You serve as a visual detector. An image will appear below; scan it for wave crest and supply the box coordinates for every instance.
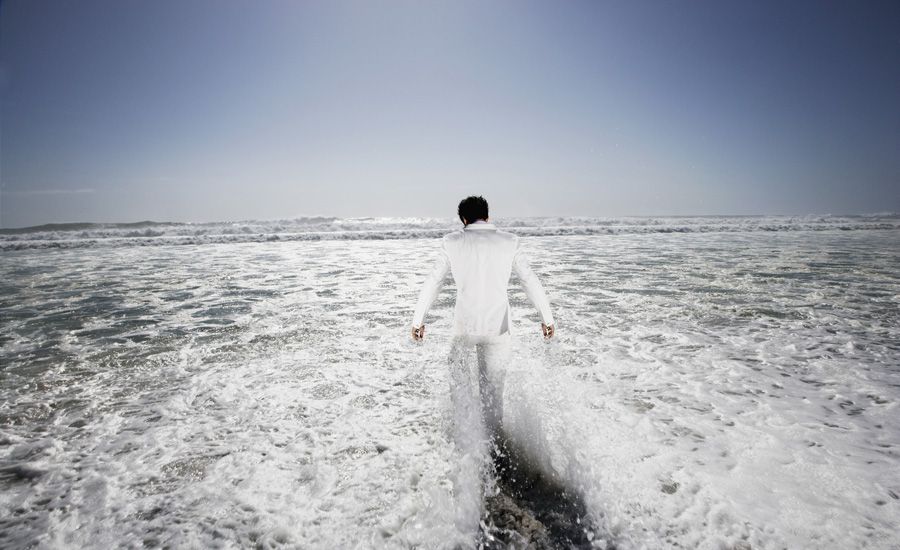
[2,215,898,251]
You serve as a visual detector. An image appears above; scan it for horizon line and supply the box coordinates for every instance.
[2,211,898,232]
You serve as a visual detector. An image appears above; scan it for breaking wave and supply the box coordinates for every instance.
[1,214,898,251]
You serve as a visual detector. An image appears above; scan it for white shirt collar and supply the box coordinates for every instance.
[465,220,495,230]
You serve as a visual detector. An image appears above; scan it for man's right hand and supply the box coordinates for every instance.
[412,325,425,341]
[541,323,555,339]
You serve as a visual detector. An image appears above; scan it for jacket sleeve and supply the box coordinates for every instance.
[512,239,555,326]
[411,240,451,328]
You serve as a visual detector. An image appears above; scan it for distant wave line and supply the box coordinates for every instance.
[2,218,899,251]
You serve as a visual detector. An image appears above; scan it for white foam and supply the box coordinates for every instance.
[0,229,898,548]
[2,214,898,250]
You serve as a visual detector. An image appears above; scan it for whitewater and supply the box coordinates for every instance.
[1,215,898,549]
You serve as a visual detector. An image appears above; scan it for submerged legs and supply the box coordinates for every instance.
[447,333,512,461]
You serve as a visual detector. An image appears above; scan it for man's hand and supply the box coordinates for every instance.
[541,323,555,339]
[412,325,425,341]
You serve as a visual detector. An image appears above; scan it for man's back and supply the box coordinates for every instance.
[411,220,554,338]
[444,221,519,335]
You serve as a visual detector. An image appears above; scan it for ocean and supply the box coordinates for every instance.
[1,215,898,549]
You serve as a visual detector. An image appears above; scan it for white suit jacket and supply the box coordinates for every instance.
[411,221,555,336]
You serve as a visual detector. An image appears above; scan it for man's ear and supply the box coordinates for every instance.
[461,217,468,226]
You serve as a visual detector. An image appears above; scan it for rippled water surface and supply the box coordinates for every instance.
[1,224,899,549]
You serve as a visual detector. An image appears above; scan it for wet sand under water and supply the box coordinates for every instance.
[481,434,600,549]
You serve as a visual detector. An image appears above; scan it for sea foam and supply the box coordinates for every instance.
[1,214,898,251]
[1,224,898,548]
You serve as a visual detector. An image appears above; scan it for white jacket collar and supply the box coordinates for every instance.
[464,220,495,230]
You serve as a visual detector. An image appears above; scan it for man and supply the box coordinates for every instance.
[410,195,555,441]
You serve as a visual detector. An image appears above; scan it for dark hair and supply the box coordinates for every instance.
[457,196,489,225]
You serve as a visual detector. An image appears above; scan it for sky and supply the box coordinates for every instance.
[1,0,898,227]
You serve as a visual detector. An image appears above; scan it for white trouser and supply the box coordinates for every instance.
[447,333,512,446]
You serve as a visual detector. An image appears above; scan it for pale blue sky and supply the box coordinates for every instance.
[1,0,898,227]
